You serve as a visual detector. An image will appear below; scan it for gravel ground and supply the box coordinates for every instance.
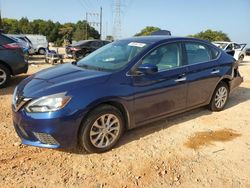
[0,56,250,188]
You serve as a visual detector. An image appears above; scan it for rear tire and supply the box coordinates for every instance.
[38,48,46,55]
[0,64,11,88]
[239,55,244,62]
[79,105,125,153]
[208,82,229,112]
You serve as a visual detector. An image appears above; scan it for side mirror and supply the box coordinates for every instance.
[137,63,158,75]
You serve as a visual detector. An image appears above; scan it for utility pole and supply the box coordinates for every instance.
[0,10,2,30]
[113,0,122,40]
[85,10,101,40]
[0,0,3,30]
[100,7,102,40]
[85,13,88,40]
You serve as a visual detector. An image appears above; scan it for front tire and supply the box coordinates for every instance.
[38,48,46,55]
[0,64,11,88]
[79,105,125,153]
[209,82,229,111]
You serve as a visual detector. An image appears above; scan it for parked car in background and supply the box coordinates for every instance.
[25,34,48,55]
[65,39,110,60]
[0,33,28,88]
[12,36,243,153]
[213,41,246,61]
[245,48,250,56]
[7,36,30,61]
[7,34,35,54]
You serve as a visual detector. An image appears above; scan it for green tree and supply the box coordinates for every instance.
[72,21,87,41]
[1,17,100,46]
[134,26,161,36]
[18,17,32,33]
[189,29,231,42]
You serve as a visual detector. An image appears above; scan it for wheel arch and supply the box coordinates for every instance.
[207,76,231,104]
[77,99,130,142]
[0,60,13,75]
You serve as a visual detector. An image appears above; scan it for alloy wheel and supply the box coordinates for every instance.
[0,68,7,85]
[215,86,228,109]
[90,114,120,148]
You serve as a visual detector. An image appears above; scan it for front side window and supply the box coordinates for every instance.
[185,43,212,65]
[77,40,149,71]
[141,43,181,71]
[226,44,233,50]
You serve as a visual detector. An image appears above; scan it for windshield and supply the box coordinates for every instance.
[77,40,149,71]
[214,42,228,49]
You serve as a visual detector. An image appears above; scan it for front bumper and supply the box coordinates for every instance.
[12,107,81,149]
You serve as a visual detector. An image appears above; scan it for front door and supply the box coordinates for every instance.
[132,42,188,125]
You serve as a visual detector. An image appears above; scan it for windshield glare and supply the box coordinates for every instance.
[77,40,149,71]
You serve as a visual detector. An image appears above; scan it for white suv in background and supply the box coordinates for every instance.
[25,34,48,55]
[213,41,246,61]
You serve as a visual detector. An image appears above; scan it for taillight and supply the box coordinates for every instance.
[70,47,80,51]
[3,43,21,49]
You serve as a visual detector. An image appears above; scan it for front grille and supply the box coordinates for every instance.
[33,132,59,145]
[15,95,25,108]
[14,94,31,112]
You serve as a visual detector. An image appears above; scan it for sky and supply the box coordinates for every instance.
[1,0,250,46]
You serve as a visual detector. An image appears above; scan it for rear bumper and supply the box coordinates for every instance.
[13,61,28,75]
[229,71,243,92]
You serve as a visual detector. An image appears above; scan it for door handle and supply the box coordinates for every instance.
[211,69,220,74]
[175,77,187,82]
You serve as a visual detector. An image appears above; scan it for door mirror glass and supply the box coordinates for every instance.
[137,63,158,74]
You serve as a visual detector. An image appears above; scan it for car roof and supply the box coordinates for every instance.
[119,36,210,44]
[72,39,107,46]
[213,41,231,44]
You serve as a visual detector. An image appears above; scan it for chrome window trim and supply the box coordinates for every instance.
[126,39,222,77]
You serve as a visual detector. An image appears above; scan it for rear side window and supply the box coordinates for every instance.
[185,42,213,65]
[0,34,15,45]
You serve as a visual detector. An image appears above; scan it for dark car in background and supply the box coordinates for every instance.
[12,36,242,153]
[245,48,250,56]
[0,33,28,88]
[66,39,110,60]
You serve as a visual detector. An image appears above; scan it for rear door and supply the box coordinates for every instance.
[184,42,221,107]
[132,42,188,124]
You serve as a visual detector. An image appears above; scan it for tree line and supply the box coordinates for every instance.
[135,26,231,42]
[1,17,232,46]
[1,17,100,46]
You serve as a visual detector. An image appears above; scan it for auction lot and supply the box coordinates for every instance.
[0,56,250,187]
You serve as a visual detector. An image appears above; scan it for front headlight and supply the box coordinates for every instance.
[25,92,71,113]
[12,86,18,105]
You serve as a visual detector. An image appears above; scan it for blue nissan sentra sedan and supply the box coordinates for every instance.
[12,36,243,153]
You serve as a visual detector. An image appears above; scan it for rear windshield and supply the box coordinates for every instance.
[0,34,15,45]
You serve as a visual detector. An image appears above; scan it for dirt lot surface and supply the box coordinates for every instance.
[0,55,250,188]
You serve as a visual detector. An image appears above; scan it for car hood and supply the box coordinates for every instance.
[17,63,111,98]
